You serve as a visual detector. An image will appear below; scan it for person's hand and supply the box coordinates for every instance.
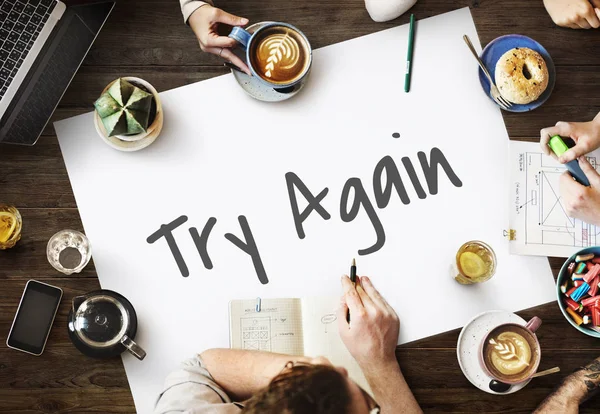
[188,5,251,75]
[540,114,600,163]
[337,275,399,371]
[543,0,600,29]
[560,156,600,225]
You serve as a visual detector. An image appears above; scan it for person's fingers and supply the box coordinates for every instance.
[596,8,600,21]
[585,9,600,28]
[341,275,364,311]
[541,128,557,157]
[356,282,376,311]
[361,276,398,317]
[580,1,600,28]
[205,34,238,49]
[560,140,592,164]
[559,171,578,202]
[337,297,349,331]
[360,276,386,309]
[592,0,600,9]
[217,48,252,75]
[540,122,573,157]
[560,170,575,188]
[341,274,358,294]
[578,156,600,186]
[213,8,249,27]
[577,17,592,29]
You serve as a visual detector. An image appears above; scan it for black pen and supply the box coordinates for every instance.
[347,258,356,322]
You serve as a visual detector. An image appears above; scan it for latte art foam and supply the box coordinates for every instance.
[487,332,532,376]
[250,27,309,85]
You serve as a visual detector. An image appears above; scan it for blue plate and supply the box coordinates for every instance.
[478,34,556,112]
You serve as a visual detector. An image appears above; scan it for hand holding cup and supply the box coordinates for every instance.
[188,5,252,75]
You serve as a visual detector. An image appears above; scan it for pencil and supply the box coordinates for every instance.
[404,13,415,93]
[347,258,356,323]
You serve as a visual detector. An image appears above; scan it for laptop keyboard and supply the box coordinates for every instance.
[0,0,57,100]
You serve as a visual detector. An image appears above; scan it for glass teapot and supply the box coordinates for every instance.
[68,290,146,360]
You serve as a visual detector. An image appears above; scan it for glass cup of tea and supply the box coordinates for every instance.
[453,240,497,284]
[47,229,92,275]
[0,204,22,250]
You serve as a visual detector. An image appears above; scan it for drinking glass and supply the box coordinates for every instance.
[453,240,497,284]
[47,230,92,275]
[0,204,22,250]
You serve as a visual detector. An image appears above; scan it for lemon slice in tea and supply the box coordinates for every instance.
[459,251,486,278]
[0,211,17,243]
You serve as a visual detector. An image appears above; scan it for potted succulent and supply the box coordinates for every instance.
[93,77,163,151]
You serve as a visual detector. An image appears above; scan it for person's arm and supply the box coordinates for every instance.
[199,349,311,401]
[337,275,422,414]
[179,0,212,24]
[534,357,600,413]
[543,0,600,29]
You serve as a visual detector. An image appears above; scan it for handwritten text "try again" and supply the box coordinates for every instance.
[147,147,462,284]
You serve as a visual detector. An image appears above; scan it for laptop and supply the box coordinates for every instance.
[0,0,115,146]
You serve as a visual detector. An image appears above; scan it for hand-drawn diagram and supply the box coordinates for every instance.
[241,317,271,351]
[321,314,337,334]
[520,152,598,248]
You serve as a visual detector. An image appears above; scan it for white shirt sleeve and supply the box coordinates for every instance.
[179,0,214,23]
[154,355,244,413]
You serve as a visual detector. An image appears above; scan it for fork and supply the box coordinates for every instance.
[463,35,513,110]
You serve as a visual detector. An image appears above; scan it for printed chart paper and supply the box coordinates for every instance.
[509,140,600,257]
[54,8,556,412]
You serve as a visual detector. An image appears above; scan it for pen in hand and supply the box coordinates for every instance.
[347,258,356,323]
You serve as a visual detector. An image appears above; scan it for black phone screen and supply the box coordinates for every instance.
[7,281,62,355]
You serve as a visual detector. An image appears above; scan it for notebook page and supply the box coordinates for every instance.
[508,140,600,257]
[229,298,304,356]
[300,296,372,395]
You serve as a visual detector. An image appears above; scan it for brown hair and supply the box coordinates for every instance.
[241,364,352,414]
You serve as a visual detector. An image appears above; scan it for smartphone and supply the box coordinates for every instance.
[7,280,63,356]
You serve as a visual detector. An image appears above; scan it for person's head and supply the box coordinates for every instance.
[241,357,379,414]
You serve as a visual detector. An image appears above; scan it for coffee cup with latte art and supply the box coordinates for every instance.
[229,22,312,90]
[480,317,542,384]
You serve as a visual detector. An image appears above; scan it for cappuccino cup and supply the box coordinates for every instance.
[480,317,542,384]
[229,22,312,89]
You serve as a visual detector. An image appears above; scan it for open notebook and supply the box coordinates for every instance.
[229,297,372,395]
[508,141,600,257]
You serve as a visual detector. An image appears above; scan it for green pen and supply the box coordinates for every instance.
[404,14,415,93]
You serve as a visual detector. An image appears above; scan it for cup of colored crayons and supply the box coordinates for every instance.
[557,247,600,338]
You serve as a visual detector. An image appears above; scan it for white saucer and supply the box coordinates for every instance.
[457,310,531,395]
[230,22,304,103]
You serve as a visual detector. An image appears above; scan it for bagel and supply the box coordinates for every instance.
[494,48,548,104]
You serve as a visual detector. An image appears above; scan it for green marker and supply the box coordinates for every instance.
[404,14,415,93]
[548,135,590,187]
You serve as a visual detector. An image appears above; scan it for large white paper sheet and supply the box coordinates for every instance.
[509,140,600,257]
[55,8,556,413]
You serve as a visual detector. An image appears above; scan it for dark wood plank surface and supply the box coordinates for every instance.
[1,0,599,412]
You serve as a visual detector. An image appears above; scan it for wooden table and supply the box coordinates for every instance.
[1,0,599,412]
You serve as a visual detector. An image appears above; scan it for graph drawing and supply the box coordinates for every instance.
[522,152,598,248]
[241,316,271,351]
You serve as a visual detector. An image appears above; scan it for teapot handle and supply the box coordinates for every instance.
[121,335,146,360]
[71,295,86,314]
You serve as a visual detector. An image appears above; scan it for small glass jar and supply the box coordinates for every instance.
[0,204,22,250]
[453,240,497,284]
[47,229,92,275]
